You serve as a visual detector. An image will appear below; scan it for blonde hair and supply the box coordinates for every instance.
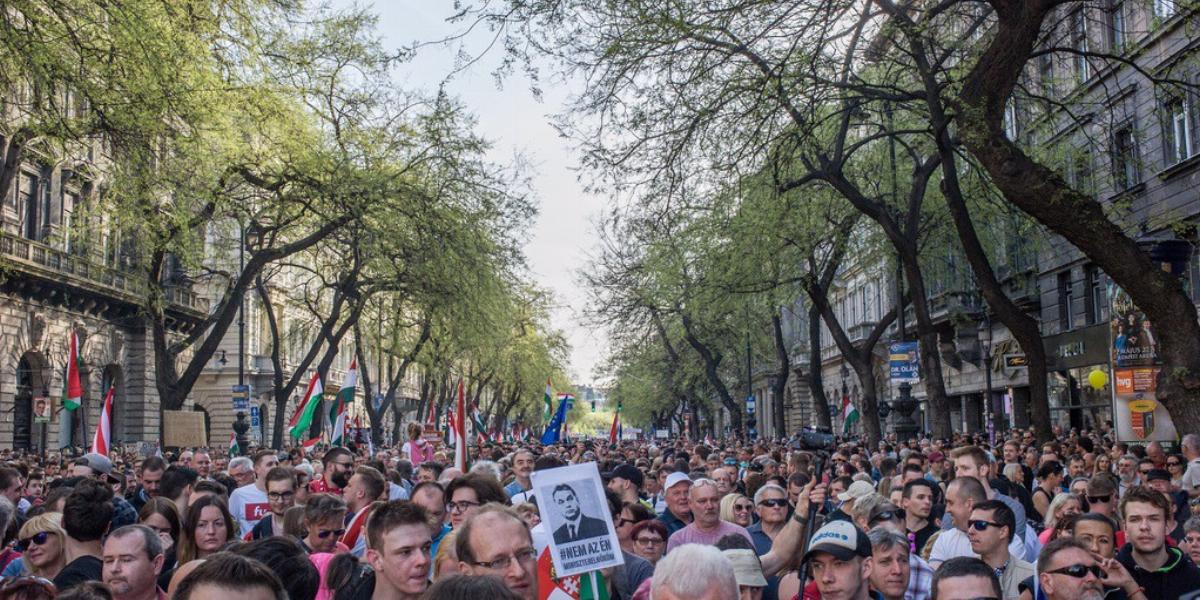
[433,529,459,579]
[719,493,750,523]
[19,512,66,577]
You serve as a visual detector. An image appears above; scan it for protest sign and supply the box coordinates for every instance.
[531,462,624,578]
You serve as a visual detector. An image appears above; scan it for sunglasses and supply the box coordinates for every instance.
[317,528,347,539]
[1048,564,1104,579]
[18,532,51,549]
[1169,462,1182,467]
[969,520,1004,532]
[759,498,789,508]
[1087,495,1111,503]
[871,510,903,524]
[733,503,754,512]
[616,518,636,527]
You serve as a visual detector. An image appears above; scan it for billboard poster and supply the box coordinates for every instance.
[1108,283,1176,441]
[889,342,920,383]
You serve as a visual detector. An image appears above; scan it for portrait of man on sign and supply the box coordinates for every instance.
[551,483,609,544]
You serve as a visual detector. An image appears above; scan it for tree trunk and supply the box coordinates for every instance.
[808,304,832,430]
[680,312,743,432]
[771,313,790,437]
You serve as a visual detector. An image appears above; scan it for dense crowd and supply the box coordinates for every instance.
[0,423,1196,600]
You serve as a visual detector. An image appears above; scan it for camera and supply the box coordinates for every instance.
[791,427,836,452]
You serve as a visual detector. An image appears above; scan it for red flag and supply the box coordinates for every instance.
[451,380,468,472]
[91,385,113,455]
[608,411,620,444]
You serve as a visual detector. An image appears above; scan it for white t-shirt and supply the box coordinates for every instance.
[1181,458,1200,492]
[229,483,270,537]
[928,527,1024,567]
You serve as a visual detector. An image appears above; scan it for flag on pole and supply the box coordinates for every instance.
[841,394,860,435]
[228,432,239,456]
[449,380,469,472]
[543,379,554,422]
[540,395,571,445]
[331,358,357,447]
[91,385,113,455]
[289,373,323,439]
[608,402,621,444]
[536,546,610,600]
[64,332,83,411]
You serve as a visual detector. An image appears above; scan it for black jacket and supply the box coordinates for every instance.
[553,514,609,544]
[1115,543,1200,600]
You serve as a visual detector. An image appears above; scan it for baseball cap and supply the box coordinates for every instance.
[603,464,644,488]
[664,472,692,490]
[803,520,872,562]
[723,549,768,588]
[1145,468,1171,482]
[928,451,945,463]
[837,480,875,502]
[81,452,113,476]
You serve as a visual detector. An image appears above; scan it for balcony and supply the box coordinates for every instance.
[0,230,208,328]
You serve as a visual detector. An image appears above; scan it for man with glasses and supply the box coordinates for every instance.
[302,493,348,554]
[249,467,296,540]
[456,505,538,600]
[1117,455,1140,496]
[1035,537,1115,600]
[965,500,1033,599]
[748,483,790,600]
[228,457,255,489]
[229,450,279,537]
[1115,486,1200,598]
[312,447,355,495]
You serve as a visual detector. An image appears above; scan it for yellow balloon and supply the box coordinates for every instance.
[1088,369,1109,390]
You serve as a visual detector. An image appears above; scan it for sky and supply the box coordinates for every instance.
[361,2,608,384]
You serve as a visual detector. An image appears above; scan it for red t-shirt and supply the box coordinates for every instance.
[308,478,342,495]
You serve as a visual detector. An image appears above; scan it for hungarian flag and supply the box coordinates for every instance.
[64,331,83,411]
[841,394,860,435]
[301,436,321,454]
[331,359,356,447]
[449,380,469,472]
[91,385,113,455]
[228,432,239,456]
[536,546,609,600]
[289,372,323,439]
[543,379,554,423]
[608,403,621,444]
[470,402,489,446]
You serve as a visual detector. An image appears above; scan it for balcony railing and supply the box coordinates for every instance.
[0,230,208,316]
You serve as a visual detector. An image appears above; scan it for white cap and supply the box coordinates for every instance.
[665,472,692,490]
[837,480,876,502]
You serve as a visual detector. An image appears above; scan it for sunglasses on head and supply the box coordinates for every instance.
[1048,564,1104,579]
[1087,494,1111,503]
[759,498,789,508]
[871,510,903,524]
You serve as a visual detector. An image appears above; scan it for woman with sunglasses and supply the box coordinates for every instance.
[615,502,653,553]
[13,514,66,580]
[720,493,755,528]
[302,493,349,554]
[1167,453,1187,489]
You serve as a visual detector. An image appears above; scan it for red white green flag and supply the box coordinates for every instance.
[91,385,113,455]
[289,372,323,439]
[64,332,83,411]
[331,358,356,447]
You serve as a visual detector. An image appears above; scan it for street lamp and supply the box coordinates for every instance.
[238,220,262,388]
[978,316,994,446]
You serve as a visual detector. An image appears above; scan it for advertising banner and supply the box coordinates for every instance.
[888,342,920,383]
[1108,283,1176,441]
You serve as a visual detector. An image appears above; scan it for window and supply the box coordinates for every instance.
[1004,99,1020,140]
[1084,265,1104,324]
[1106,0,1127,51]
[1154,0,1176,19]
[1058,270,1075,331]
[1071,11,1090,83]
[1069,146,1094,193]
[1162,93,1195,165]
[17,172,42,241]
[1111,124,1140,190]
[1039,54,1056,97]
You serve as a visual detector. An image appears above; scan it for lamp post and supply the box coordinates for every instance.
[978,316,994,446]
[839,363,849,431]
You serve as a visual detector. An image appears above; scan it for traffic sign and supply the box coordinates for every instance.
[232,385,250,410]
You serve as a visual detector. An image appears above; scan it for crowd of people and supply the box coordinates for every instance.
[0,424,1196,600]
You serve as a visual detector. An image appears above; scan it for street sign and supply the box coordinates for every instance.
[250,406,260,427]
[232,385,250,410]
[888,342,920,383]
[745,394,756,413]
[1003,353,1029,369]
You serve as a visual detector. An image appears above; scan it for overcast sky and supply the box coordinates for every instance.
[362,2,608,384]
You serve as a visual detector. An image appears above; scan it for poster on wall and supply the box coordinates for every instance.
[1108,283,1177,442]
